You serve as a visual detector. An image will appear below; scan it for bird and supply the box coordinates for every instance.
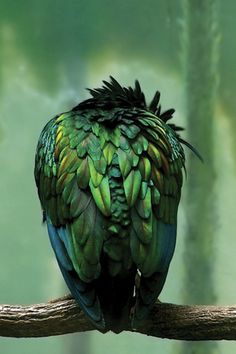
[34,77,199,333]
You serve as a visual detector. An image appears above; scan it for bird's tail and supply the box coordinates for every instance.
[132,270,168,329]
[96,271,136,333]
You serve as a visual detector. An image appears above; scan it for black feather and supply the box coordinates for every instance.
[149,90,160,113]
[72,76,202,160]
[160,108,175,122]
[178,137,204,162]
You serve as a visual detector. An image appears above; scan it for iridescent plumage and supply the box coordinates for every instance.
[34,77,187,332]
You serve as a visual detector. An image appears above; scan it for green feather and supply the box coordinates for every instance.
[148,143,162,167]
[55,113,67,124]
[151,166,164,192]
[107,260,122,277]
[141,234,157,276]
[75,119,85,129]
[119,135,130,150]
[82,123,92,132]
[108,127,121,147]
[138,117,157,127]
[135,187,151,219]
[158,196,166,219]
[47,197,58,225]
[76,136,90,157]
[139,181,148,199]
[164,196,170,223]
[151,187,161,205]
[58,146,69,162]
[138,157,151,181]
[69,135,82,149]
[77,157,90,189]
[147,128,159,141]
[130,150,139,167]
[56,172,74,194]
[58,150,80,176]
[121,124,140,139]
[103,143,116,165]
[92,156,107,175]
[56,196,64,222]
[87,134,102,160]
[124,169,142,207]
[58,136,70,153]
[70,189,91,218]
[132,140,143,155]
[88,157,103,187]
[83,236,101,264]
[103,238,123,261]
[118,148,132,178]
[130,228,147,266]
[89,176,111,216]
[91,122,100,136]
[44,164,51,178]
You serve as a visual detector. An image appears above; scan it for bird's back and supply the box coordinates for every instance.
[34,78,185,331]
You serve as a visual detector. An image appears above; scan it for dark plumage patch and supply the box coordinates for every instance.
[72,76,202,161]
[73,76,175,121]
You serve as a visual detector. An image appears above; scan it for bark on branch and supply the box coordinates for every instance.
[0,297,236,340]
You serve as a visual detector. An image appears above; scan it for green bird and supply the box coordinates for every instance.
[34,77,198,332]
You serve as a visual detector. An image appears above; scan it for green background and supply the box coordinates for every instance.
[0,1,235,353]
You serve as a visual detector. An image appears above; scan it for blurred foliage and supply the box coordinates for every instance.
[0,1,236,354]
[0,0,182,93]
[181,1,219,354]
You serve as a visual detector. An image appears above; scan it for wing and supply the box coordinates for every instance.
[115,111,184,323]
[35,112,112,330]
[35,108,184,329]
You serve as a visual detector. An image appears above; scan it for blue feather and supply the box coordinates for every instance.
[47,221,73,271]
[154,221,177,272]
[46,218,105,329]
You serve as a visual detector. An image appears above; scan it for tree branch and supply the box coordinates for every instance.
[0,297,236,340]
